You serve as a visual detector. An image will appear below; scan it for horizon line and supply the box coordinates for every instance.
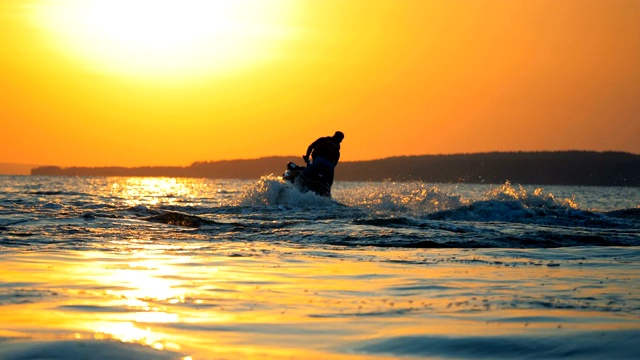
[2,149,637,175]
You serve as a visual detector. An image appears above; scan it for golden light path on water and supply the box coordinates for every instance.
[109,177,214,207]
[2,244,639,359]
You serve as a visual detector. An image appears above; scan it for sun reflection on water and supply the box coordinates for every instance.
[107,177,220,207]
[103,260,183,301]
[2,242,638,359]
[93,321,164,347]
[73,251,195,353]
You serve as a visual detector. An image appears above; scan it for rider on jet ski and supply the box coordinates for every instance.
[297,131,344,197]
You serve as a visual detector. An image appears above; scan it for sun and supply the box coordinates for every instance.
[32,0,298,80]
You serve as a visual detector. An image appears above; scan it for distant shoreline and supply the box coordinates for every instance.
[26,151,640,187]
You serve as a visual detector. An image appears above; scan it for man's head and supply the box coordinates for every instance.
[333,131,344,143]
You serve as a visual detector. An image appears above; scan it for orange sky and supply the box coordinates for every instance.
[1,0,639,169]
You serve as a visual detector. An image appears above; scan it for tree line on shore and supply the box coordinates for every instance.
[31,151,640,186]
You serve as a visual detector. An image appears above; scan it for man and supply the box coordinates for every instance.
[303,131,344,167]
[297,131,344,197]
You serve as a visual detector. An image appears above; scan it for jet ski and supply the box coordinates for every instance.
[282,157,332,198]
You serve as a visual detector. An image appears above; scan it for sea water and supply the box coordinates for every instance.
[0,175,639,359]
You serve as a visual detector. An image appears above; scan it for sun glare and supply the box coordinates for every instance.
[32,0,298,79]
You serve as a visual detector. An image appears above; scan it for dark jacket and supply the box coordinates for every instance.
[306,136,341,166]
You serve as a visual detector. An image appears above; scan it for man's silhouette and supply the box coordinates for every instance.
[297,131,344,197]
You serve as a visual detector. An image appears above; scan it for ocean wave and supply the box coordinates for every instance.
[145,211,219,228]
[605,208,640,220]
[349,330,640,359]
[28,190,91,197]
[427,199,605,226]
[0,339,184,360]
[1,178,638,250]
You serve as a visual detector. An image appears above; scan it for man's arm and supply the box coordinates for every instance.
[305,143,314,158]
[303,139,318,164]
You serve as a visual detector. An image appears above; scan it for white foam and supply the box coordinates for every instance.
[484,182,578,209]
[236,175,335,208]
[334,181,466,214]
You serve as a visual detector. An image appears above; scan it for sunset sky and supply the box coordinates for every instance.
[2,0,639,170]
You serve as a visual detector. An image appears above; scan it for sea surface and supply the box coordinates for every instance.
[0,175,639,359]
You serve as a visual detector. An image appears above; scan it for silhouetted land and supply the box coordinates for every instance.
[31,151,640,186]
